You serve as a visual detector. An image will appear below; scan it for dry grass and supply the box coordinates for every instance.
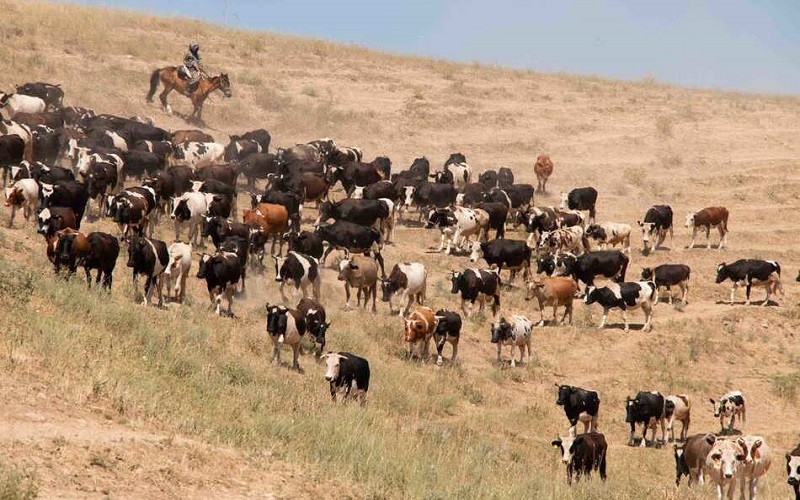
[0,1,799,498]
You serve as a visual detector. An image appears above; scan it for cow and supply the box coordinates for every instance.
[477,170,497,189]
[223,137,261,163]
[404,306,437,360]
[3,178,38,227]
[236,128,271,152]
[15,82,64,110]
[685,206,729,249]
[56,230,119,289]
[168,141,224,169]
[170,191,212,244]
[0,93,46,118]
[561,187,598,223]
[273,252,321,302]
[13,111,63,130]
[237,152,279,189]
[518,206,583,244]
[534,154,553,193]
[252,189,301,231]
[30,124,60,164]
[37,206,77,239]
[424,206,489,254]
[380,262,427,316]
[490,315,533,367]
[0,120,33,164]
[337,254,379,312]
[674,433,716,487]
[316,198,391,235]
[109,186,158,239]
[710,391,746,434]
[706,439,743,500]
[296,297,329,356]
[196,251,241,316]
[584,281,657,331]
[715,259,782,306]
[638,205,673,254]
[121,150,165,181]
[665,394,691,442]
[469,239,531,285]
[40,180,89,228]
[202,216,250,251]
[432,309,460,366]
[473,201,507,239]
[322,352,370,404]
[736,435,771,500]
[164,242,192,303]
[555,385,600,436]
[126,235,169,307]
[265,304,306,370]
[0,135,26,187]
[539,226,586,256]
[538,250,629,291]
[243,203,290,256]
[458,182,488,207]
[625,391,666,447]
[450,268,501,318]
[641,264,691,305]
[350,180,396,202]
[284,230,324,260]
[585,222,631,254]
[327,158,386,194]
[787,443,800,500]
[403,182,457,213]
[51,228,89,276]
[551,433,607,485]
[315,220,384,277]
[524,275,578,326]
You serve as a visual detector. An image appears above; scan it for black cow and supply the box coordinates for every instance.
[296,297,330,356]
[638,205,673,254]
[315,220,385,277]
[317,199,389,227]
[132,139,173,157]
[563,187,598,222]
[0,135,25,186]
[72,231,119,289]
[323,352,370,403]
[551,433,608,484]
[625,391,666,447]
[122,150,163,180]
[474,201,507,239]
[641,264,691,305]
[16,82,64,110]
[433,309,461,366]
[503,184,535,209]
[197,251,242,316]
[556,385,601,435]
[219,236,249,292]
[40,180,89,229]
[445,153,466,166]
[31,125,60,165]
[460,182,487,206]
[450,268,501,317]
[237,153,279,188]
[224,137,261,162]
[109,186,158,238]
[405,181,457,210]
[284,230,324,260]
[715,259,782,305]
[497,167,514,189]
[408,157,430,179]
[126,235,168,307]
[351,180,396,201]
[468,239,530,285]
[538,250,629,288]
[431,169,454,185]
[478,170,498,189]
[237,129,271,152]
[202,216,250,250]
[12,161,73,185]
[37,207,77,239]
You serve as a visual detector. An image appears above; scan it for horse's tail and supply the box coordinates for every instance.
[146,69,160,103]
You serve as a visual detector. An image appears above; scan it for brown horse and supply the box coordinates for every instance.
[146,67,232,122]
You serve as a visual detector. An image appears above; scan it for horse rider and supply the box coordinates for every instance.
[182,42,203,95]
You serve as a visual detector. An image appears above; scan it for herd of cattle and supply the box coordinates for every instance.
[1,81,799,498]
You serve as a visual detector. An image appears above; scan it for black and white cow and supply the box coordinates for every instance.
[126,235,169,307]
[296,297,330,357]
[786,443,800,499]
[450,268,501,317]
[171,191,211,244]
[40,180,89,229]
[490,315,533,367]
[583,281,657,331]
[709,390,746,434]
[196,251,242,316]
[556,385,601,436]
[323,351,370,404]
[625,391,666,447]
[432,309,461,366]
[538,250,629,289]
[424,206,489,254]
[315,220,385,277]
[641,264,691,305]
[638,205,673,254]
[715,259,782,306]
[468,239,531,285]
[561,187,598,223]
[551,433,607,485]
[169,141,224,169]
[265,304,306,370]
[584,222,631,254]
[380,262,427,316]
[273,251,321,302]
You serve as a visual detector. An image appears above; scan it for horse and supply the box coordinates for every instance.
[146,67,232,123]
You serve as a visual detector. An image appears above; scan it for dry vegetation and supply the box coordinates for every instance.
[0,0,800,498]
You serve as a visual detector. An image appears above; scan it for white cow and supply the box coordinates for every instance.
[170,191,211,244]
[0,93,45,118]
[706,439,743,500]
[169,141,224,169]
[736,435,771,500]
[164,242,192,304]
[446,162,472,191]
[490,315,533,367]
[424,206,489,254]
[585,222,632,254]
[4,178,39,228]
[381,262,427,317]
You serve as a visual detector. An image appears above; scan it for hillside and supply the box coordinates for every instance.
[1,1,800,498]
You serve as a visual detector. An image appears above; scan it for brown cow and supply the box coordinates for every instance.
[404,306,437,360]
[243,203,289,256]
[171,129,214,144]
[534,154,554,193]
[52,228,89,275]
[524,275,578,326]
[12,111,64,129]
[685,206,729,249]
[337,254,379,312]
[37,206,77,239]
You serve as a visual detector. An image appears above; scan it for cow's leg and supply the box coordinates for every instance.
[730,283,738,305]
[402,291,412,317]
[745,282,752,306]
[7,205,16,228]
[509,342,516,368]
[226,285,234,316]
[496,342,502,364]
[628,423,635,446]
[279,281,288,302]
[598,308,609,329]
[143,275,153,306]
[705,226,712,249]
[291,343,300,370]
[640,423,648,448]
[718,226,726,250]
[450,338,458,364]
[688,227,697,249]
[660,416,666,444]
[273,341,282,365]
[179,273,187,303]
[642,304,652,332]
[621,309,630,332]
[460,298,470,317]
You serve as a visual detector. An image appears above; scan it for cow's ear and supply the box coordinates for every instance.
[636,220,642,226]
[709,398,715,405]
[705,434,716,445]
[551,439,561,448]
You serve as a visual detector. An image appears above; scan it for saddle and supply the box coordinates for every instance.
[178,66,191,81]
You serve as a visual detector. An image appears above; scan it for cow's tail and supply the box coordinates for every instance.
[146,69,160,103]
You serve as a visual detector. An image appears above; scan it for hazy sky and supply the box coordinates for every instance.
[68,0,800,94]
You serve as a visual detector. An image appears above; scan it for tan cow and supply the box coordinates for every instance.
[337,254,379,312]
[243,203,289,256]
[665,394,691,442]
[404,306,437,360]
[534,154,554,193]
[706,439,743,500]
[685,206,729,249]
[736,435,771,500]
[674,433,716,486]
[524,275,578,326]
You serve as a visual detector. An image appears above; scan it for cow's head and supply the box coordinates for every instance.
[714,263,729,284]
[323,352,345,382]
[787,453,800,486]
[736,437,764,466]
[380,277,397,302]
[468,241,485,263]
[4,187,23,207]
[624,397,640,423]
[684,213,695,228]
[424,207,451,229]
[449,271,463,294]
[490,318,510,344]
[708,440,744,480]
[36,207,54,235]
[55,230,77,264]
[583,286,599,305]
[402,186,415,207]
[271,254,286,282]
[404,312,432,343]
[195,252,211,279]
[537,256,555,275]
[585,224,605,241]
[673,443,689,482]
[641,267,654,281]
[337,258,358,282]
[551,436,577,464]
[171,198,190,221]
[40,182,54,203]
[555,385,573,406]
[638,221,657,253]
[524,275,545,301]
[126,236,146,268]
[710,395,737,418]
[265,303,288,337]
